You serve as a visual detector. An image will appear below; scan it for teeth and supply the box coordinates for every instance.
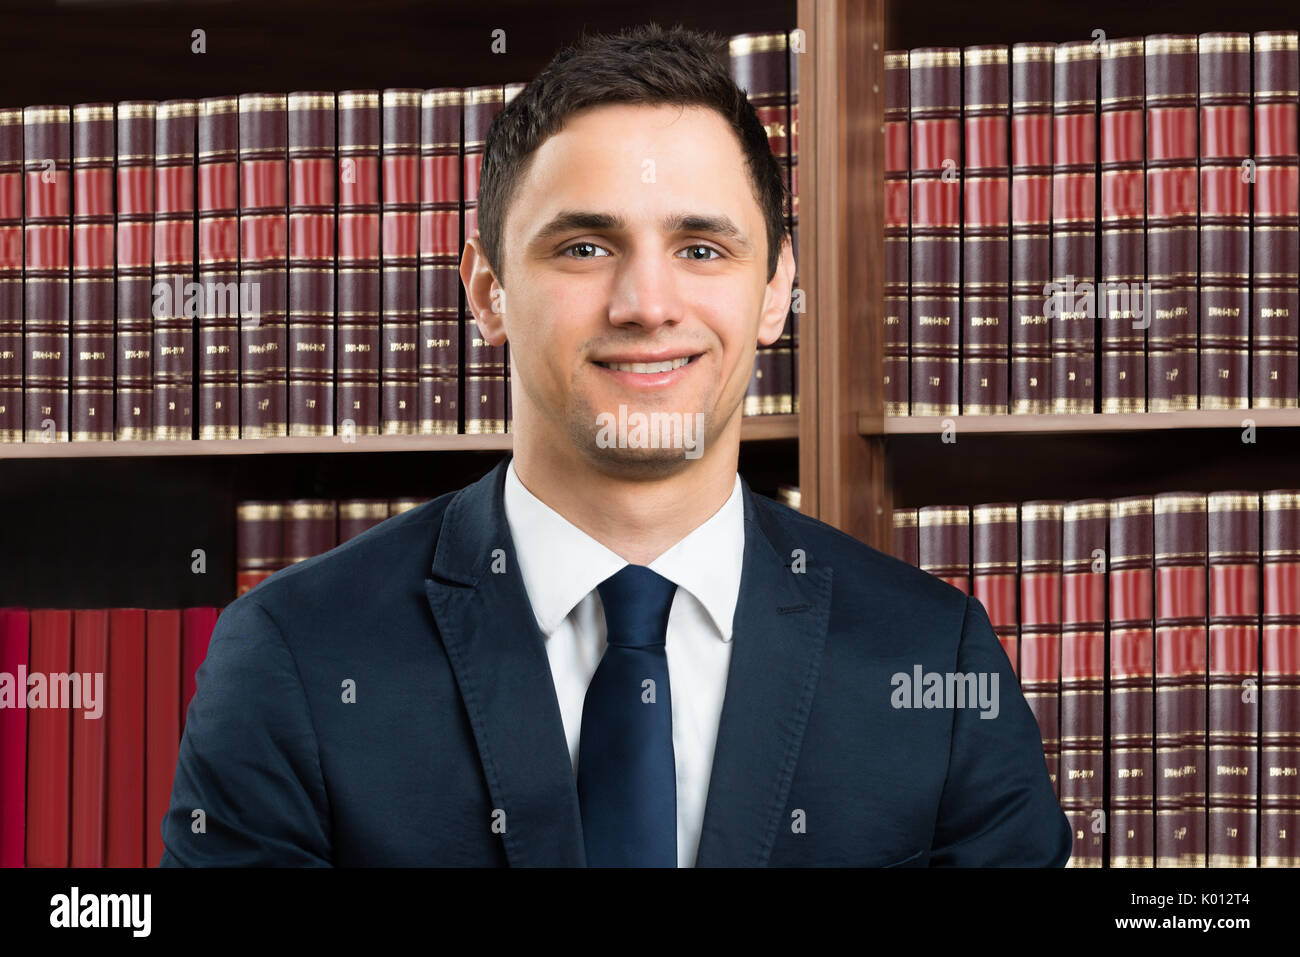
[601,356,692,373]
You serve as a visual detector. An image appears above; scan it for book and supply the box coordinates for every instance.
[0,607,29,867]
[382,89,422,434]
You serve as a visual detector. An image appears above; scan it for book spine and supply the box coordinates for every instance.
[24,105,71,442]
[287,91,336,437]
[236,499,284,594]
[181,606,219,717]
[918,504,969,593]
[962,45,1010,414]
[1010,44,1055,413]
[419,88,462,434]
[197,96,240,439]
[787,32,801,417]
[0,110,19,442]
[114,102,154,440]
[972,502,1019,670]
[1061,499,1108,866]
[1100,38,1148,412]
[338,498,390,542]
[337,91,381,436]
[381,89,421,434]
[145,608,180,868]
[884,51,910,415]
[105,607,145,867]
[892,506,919,565]
[238,93,288,438]
[1207,490,1260,866]
[0,608,29,866]
[1109,494,1155,866]
[1252,32,1299,408]
[26,608,72,866]
[1261,489,1300,866]
[153,100,197,440]
[1145,35,1200,411]
[909,48,962,416]
[463,85,506,433]
[1051,41,1098,413]
[388,497,429,516]
[70,608,108,866]
[285,498,337,563]
[70,103,115,441]
[1154,490,1207,866]
[1020,500,1063,797]
[501,82,527,431]
[1198,34,1252,410]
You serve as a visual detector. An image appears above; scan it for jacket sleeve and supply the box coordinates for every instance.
[928,594,1073,866]
[159,596,333,866]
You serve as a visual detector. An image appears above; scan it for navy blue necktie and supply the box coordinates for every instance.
[577,564,679,867]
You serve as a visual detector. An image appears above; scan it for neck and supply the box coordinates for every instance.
[511,399,742,566]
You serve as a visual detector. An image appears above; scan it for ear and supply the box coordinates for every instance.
[460,235,508,346]
[757,232,795,347]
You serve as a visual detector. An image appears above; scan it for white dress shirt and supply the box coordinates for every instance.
[502,458,744,867]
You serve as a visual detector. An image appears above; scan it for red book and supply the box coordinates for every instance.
[197,95,240,439]
[70,103,115,441]
[972,503,1018,671]
[1197,34,1251,409]
[884,50,910,415]
[236,499,285,594]
[1020,501,1063,797]
[105,608,146,868]
[337,91,381,437]
[892,507,918,566]
[1206,491,1259,866]
[115,101,156,440]
[786,30,801,417]
[182,607,219,718]
[918,504,969,593]
[1108,494,1156,867]
[418,88,463,434]
[1060,499,1107,867]
[23,105,71,442]
[0,608,29,866]
[152,100,197,440]
[0,108,19,443]
[1252,32,1299,408]
[382,89,422,434]
[1261,490,1300,867]
[145,608,181,867]
[26,608,72,866]
[338,499,390,543]
[285,499,337,564]
[70,608,108,866]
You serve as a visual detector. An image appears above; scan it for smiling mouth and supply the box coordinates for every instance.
[592,354,701,374]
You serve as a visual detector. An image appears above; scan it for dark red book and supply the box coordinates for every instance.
[285,499,337,564]
[1154,491,1207,867]
[23,105,71,442]
[972,503,1018,670]
[153,100,197,440]
[70,608,107,866]
[182,607,219,718]
[1108,495,1156,867]
[115,101,155,440]
[1020,501,1063,797]
[786,29,800,417]
[418,88,463,435]
[1145,36,1200,411]
[388,497,429,517]
[70,103,115,441]
[918,504,969,593]
[962,46,1010,414]
[337,91,381,437]
[1261,489,1300,867]
[884,51,910,415]
[236,499,284,595]
[145,608,181,868]
[892,506,918,566]
[1198,34,1251,409]
[0,109,19,443]
[1060,499,1107,867]
[26,608,72,867]
[197,95,240,439]
[238,93,289,438]
[287,92,336,437]
[382,89,422,434]
[1099,38,1147,413]
[105,608,146,868]
[1206,491,1259,866]
[0,608,29,867]
[1010,44,1054,413]
[1252,33,1299,408]
[339,499,390,542]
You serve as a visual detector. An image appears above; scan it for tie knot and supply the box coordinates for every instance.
[596,564,678,648]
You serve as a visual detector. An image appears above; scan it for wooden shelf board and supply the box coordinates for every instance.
[861,409,1300,436]
[0,415,798,459]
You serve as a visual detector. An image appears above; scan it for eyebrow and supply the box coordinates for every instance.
[527,210,755,255]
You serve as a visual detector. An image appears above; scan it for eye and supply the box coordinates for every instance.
[561,241,610,259]
[679,244,721,261]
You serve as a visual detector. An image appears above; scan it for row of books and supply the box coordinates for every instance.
[885,31,1300,416]
[0,606,218,867]
[893,490,1300,867]
[0,29,802,444]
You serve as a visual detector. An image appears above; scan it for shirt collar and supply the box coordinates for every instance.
[502,458,744,642]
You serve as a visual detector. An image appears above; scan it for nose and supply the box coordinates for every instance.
[605,242,685,332]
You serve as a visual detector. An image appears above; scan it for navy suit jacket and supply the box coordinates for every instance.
[161,455,1072,866]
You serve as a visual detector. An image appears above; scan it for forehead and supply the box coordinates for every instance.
[505,102,759,235]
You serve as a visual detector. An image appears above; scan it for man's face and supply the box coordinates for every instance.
[469,102,792,477]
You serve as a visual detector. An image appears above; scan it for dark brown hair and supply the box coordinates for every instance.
[477,22,789,285]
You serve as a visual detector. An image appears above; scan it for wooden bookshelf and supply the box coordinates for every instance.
[863,409,1300,435]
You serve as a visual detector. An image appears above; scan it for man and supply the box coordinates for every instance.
[162,23,1071,867]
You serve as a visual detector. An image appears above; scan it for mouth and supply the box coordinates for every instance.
[591,352,703,388]
[592,354,700,374]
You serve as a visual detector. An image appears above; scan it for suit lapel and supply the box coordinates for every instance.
[693,481,834,866]
[424,456,586,866]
